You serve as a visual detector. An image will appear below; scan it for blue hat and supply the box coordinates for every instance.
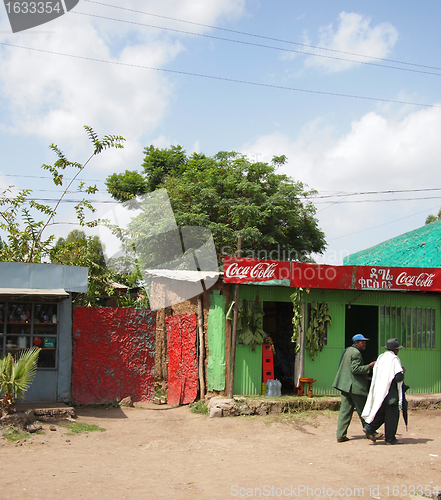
[352,334,369,342]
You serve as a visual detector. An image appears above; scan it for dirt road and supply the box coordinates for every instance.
[1,404,440,500]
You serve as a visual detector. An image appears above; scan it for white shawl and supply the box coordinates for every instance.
[362,350,403,424]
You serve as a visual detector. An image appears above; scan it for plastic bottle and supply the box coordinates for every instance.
[18,331,27,349]
[274,379,282,397]
[265,380,274,397]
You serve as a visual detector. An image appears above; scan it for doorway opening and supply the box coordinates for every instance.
[345,304,379,364]
[263,301,295,395]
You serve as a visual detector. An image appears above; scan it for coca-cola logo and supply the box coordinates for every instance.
[225,262,278,280]
[396,272,435,288]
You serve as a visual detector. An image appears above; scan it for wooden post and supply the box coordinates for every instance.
[225,285,232,396]
[227,235,241,399]
[294,303,306,391]
[197,294,205,399]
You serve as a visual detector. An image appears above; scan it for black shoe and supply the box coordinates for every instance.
[337,436,350,442]
[363,428,376,443]
[385,439,401,445]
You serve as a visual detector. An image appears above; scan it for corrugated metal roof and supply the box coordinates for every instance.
[0,288,68,296]
[145,269,219,282]
[0,262,88,293]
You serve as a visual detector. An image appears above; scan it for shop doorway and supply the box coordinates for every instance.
[263,301,295,394]
[345,304,379,364]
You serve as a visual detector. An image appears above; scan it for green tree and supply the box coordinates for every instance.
[50,230,111,305]
[0,347,41,415]
[105,147,326,263]
[425,209,441,225]
[0,126,125,263]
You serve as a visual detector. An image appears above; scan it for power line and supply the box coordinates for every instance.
[1,42,439,109]
[13,192,441,205]
[0,172,104,182]
[313,187,441,199]
[4,173,441,198]
[328,205,440,241]
[83,0,441,74]
[314,196,441,204]
[73,10,441,78]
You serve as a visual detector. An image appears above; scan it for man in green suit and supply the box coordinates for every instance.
[333,334,376,442]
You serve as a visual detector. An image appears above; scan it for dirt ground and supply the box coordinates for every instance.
[1,402,440,500]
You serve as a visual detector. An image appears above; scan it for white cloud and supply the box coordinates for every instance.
[0,0,247,153]
[242,105,441,262]
[304,12,398,73]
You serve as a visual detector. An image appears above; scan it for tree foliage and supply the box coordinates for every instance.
[425,208,441,225]
[105,146,326,263]
[50,230,110,305]
[0,126,125,263]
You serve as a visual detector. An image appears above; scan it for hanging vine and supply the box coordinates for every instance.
[226,298,266,348]
[290,288,303,354]
[305,302,332,360]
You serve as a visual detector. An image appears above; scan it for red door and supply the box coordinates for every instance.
[166,313,198,405]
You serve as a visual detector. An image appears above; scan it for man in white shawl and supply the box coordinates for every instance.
[361,338,405,445]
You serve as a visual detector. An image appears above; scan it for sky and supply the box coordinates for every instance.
[1,0,441,266]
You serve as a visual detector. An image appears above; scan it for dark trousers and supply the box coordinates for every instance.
[365,400,399,443]
[336,391,367,439]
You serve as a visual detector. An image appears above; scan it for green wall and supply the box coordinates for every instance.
[206,290,226,391]
[238,285,441,395]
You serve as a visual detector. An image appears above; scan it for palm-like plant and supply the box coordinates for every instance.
[0,347,41,415]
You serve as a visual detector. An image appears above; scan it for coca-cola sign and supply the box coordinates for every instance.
[224,257,290,283]
[224,257,441,291]
[395,271,435,288]
[356,267,441,291]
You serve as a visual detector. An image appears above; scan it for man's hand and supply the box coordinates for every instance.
[368,361,376,369]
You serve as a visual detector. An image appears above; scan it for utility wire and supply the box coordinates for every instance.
[313,187,441,199]
[0,42,439,109]
[328,205,440,241]
[73,10,441,77]
[1,174,441,201]
[83,0,441,74]
[15,193,441,205]
[315,196,441,204]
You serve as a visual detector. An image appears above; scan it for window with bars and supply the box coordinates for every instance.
[380,306,435,349]
[0,301,58,368]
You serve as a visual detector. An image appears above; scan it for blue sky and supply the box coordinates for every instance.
[1,0,441,265]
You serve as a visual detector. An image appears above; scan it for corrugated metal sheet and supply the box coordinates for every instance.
[206,290,226,391]
[62,265,89,292]
[25,370,57,403]
[0,288,68,296]
[233,344,262,395]
[399,349,441,393]
[0,262,88,293]
[72,307,156,404]
[167,313,198,405]
[304,302,346,395]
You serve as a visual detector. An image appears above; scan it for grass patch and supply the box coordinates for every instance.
[190,400,209,415]
[2,427,31,442]
[63,422,106,435]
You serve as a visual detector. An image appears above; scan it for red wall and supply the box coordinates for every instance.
[72,307,156,405]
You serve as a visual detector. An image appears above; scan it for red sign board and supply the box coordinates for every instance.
[290,263,356,289]
[354,266,441,292]
[224,257,290,284]
[224,258,441,292]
